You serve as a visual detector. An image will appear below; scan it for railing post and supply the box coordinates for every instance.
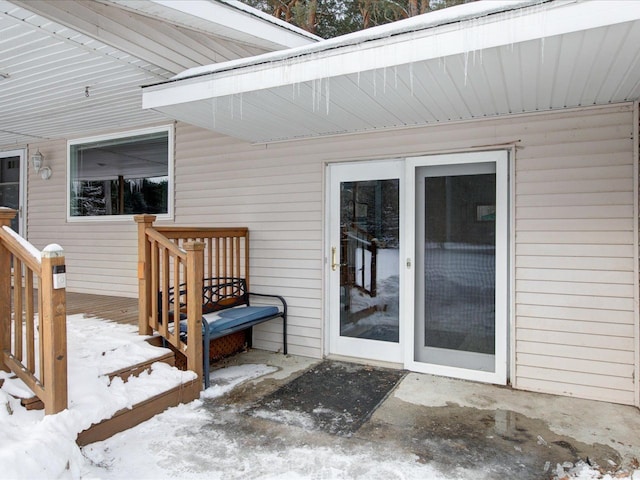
[40,245,68,414]
[370,238,378,298]
[184,242,204,385]
[0,208,16,373]
[134,215,156,335]
[245,230,250,291]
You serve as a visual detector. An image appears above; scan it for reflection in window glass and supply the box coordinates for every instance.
[0,155,20,232]
[69,129,170,217]
[340,179,400,343]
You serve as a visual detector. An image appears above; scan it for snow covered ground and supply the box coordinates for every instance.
[1,315,638,479]
[554,462,640,480]
[0,315,195,479]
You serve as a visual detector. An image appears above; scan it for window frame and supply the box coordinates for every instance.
[66,125,174,222]
[0,148,26,235]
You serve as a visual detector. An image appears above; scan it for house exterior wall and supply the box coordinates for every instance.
[25,137,144,297]
[511,106,637,405]
[19,102,638,405]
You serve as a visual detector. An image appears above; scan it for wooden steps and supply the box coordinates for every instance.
[21,395,44,411]
[76,347,201,446]
[4,343,201,445]
[107,349,175,382]
[76,376,200,446]
[0,377,45,411]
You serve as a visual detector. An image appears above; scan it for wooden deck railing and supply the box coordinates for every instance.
[135,215,249,386]
[0,208,67,414]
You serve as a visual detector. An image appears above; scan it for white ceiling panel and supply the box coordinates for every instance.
[0,0,172,146]
[0,0,316,147]
[143,0,640,144]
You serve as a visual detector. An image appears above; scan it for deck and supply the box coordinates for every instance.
[64,291,217,445]
[66,292,138,326]
[19,290,139,326]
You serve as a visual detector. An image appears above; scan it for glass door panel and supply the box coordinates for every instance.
[340,179,400,343]
[413,154,507,381]
[328,160,403,363]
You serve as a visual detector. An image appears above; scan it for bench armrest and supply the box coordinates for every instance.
[248,291,287,358]
[248,291,287,316]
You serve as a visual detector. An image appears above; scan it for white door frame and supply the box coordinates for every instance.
[404,151,509,385]
[324,151,509,384]
[0,148,26,235]
[326,159,405,364]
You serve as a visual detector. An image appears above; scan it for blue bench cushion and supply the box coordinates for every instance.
[180,305,280,336]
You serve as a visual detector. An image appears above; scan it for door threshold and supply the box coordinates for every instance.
[326,354,403,371]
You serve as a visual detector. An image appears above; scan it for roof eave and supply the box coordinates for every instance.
[108,0,320,50]
[141,0,640,144]
[145,0,640,108]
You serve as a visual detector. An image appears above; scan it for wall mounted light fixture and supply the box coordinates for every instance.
[31,149,52,180]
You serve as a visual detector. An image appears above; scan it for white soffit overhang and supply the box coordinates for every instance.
[105,0,320,50]
[142,0,640,144]
[0,0,317,147]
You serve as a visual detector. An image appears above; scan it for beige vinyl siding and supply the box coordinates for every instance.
[170,103,636,403]
[19,103,637,405]
[173,124,324,357]
[513,105,636,405]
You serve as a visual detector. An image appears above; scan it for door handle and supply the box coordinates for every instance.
[331,246,347,271]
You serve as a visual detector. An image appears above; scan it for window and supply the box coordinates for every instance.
[68,126,173,219]
[0,151,22,233]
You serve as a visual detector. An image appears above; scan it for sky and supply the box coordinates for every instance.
[1,315,638,480]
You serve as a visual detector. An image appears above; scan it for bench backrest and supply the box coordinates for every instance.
[162,277,249,315]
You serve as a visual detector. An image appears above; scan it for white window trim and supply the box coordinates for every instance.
[66,125,174,223]
[0,148,26,235]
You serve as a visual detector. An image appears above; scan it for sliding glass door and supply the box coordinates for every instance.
[408,151,508,384]
[327,160,403,363]
[326,152,508,383]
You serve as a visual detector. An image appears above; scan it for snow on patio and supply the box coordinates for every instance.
[80,365,447,480]
[0,315,638,479]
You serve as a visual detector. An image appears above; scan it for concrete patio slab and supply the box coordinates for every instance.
[212,350,640,479]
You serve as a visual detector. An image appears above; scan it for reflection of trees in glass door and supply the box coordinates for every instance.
[0,152,22,233]
[339,179,399,343]
[329,160,403,363]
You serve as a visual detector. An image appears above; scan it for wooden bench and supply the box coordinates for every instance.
[162,277,287,388]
